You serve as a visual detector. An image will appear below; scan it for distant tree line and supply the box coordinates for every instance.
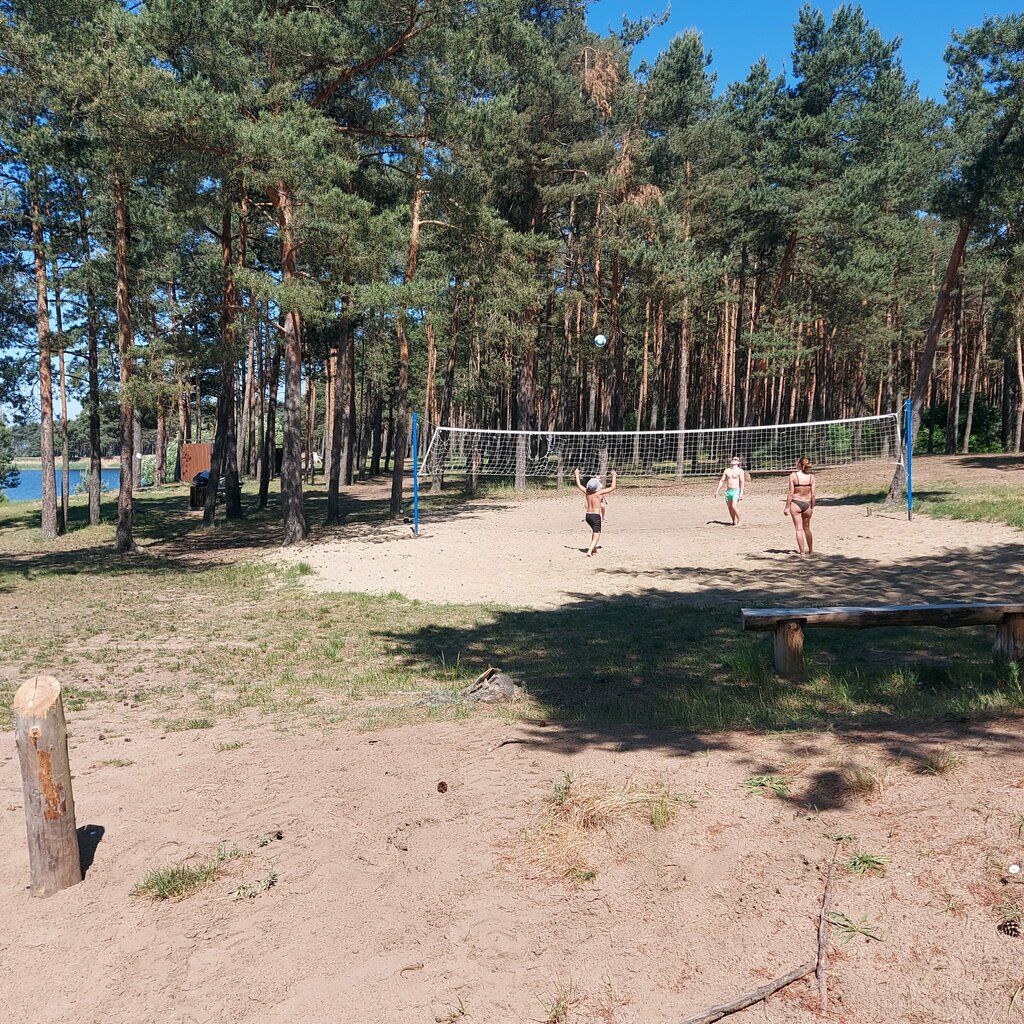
[1,2,1022,544]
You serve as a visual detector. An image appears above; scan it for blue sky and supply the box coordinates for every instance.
[587,0,1021,99]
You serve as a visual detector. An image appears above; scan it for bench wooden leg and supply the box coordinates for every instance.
[994,613,1024,668]
[773,621,805,678]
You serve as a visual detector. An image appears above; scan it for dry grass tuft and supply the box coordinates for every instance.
[917,748,965,777]
[530,774,691,884]
[841,762,889,803]
[550,773,690,832]
[541,978,580,1024]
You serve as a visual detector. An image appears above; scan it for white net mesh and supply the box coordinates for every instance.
[420,414,901,481]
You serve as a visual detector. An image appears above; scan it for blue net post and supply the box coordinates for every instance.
[905,398,913,522]
[412,411,420,536]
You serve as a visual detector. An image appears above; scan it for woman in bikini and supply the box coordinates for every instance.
[784,457,815,556]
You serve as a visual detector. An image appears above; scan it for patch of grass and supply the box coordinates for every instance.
[940,892,967,917]
[549,774,689,831]
[533,774,689,884]
[649,790,679,830]
[282,561,315,583]
[131,843,244,901]
[997,901,1023,924]
[215,740,245,752]
[563,866,597,884]
[840,762,888,802]
[741,774,791,799]
[232,864,278,900]
[101,758,134,768]
[915,485,1024,531]
[164,717,215,732]
[845,852,891,876]
[541,979,579,1024]
[917,748,965,777]
[0,680,17,730]
[433,999,467,1023]
[63,686,108,711]
[4,479,1024,742]
[827,910,884,943]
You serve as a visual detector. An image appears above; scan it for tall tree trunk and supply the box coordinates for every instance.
[31,190,57,540]
[259,337,282,509]
[346,305,357,486]
[132,411,142,491]
[238,328,255,479]
[886,219,971,500]
[962,283,986,454]
[390,137,427,518]
[1015,328,1024,452]
[370,391,383,477]
[1002,353,1012,451]
[75,190,102,526]
[207,204,244,523]
[327,302,350,524]
[424,321,438,433]
[156,399,167,485]
[945,273,964,453]
[674,302,691,478]
[323,341,336,486]
[253,314,265,480]
[275,181,307,543]
[112,166,135,552]
[52,248,70,534]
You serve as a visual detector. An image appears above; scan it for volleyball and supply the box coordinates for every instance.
[594,334,607,348]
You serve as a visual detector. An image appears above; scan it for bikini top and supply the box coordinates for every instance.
[792,472,813,489]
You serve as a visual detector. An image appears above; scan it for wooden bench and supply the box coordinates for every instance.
[741,603,1024,678]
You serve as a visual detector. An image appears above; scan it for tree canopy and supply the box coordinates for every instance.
[2,2,1023,542]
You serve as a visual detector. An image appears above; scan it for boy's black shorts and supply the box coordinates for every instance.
[585,513,602,533]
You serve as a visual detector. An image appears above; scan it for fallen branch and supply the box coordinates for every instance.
[677,961,816,1024]
[677,852,840,1024]
[817,850,839,1011]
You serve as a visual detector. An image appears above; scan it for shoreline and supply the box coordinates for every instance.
[13,457,123,471]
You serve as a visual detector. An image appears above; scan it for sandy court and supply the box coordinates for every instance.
[3,712,1023,1024]
[283,474,1024,608]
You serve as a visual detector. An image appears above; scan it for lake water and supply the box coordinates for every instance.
[3,468,122,503]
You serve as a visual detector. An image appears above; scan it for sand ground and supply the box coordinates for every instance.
[3,713,1023,1024]
[2,454,1022,1024]
[281,461,1024,608]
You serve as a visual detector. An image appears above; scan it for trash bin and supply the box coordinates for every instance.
[189,470,210,510]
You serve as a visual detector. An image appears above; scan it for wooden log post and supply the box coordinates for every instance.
[13,676,82,896]
[773,620,805,678]
[993,613,1024,668]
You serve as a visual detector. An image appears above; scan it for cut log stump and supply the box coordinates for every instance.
[773,621,805,678]
[13,675,82,897]
[994,613,1024,668]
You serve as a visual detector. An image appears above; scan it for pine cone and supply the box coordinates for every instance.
[997,918,1020,938]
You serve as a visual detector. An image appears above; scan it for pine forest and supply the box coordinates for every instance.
[2,1,1024,546]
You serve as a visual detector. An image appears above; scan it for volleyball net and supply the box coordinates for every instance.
[419,413,901,483]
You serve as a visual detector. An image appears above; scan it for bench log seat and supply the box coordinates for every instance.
[741,603,1024,678]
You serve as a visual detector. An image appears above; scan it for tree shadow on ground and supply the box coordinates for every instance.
[380,543,1024,773]
[590,539,1024,605]
[813,487,957,508]
[949,453,1024,472]
[0,476,524,575]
